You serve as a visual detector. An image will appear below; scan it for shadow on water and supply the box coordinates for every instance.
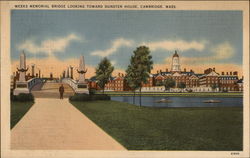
[111,96,243,108]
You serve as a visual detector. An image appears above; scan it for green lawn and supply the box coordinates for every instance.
[71,100,243,150]
[11,101,34,129]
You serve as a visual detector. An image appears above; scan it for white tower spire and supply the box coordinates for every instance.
[171,50,181,72]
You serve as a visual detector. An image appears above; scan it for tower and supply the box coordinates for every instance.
[14,51,29,95]
[76,55,89,94]
[171,50,181,72]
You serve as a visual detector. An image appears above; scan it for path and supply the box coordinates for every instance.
[11,98,125,150]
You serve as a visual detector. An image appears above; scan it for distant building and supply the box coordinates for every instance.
[89,51,243,92]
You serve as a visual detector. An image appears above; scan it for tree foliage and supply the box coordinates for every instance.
[164,78,176,90]
[125,46,153,106]
[155,80,164,86]
[178,82,186,89]
[95,57,114,92]
[211,84,217,90]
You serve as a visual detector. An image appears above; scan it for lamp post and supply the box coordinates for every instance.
[70,65,74,79]
[31,64,35,78]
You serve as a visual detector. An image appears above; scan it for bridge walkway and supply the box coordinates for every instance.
[31,82,75,98]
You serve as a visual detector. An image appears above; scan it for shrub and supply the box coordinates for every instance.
[11,93,34,102]
[69,93,91,101]
[69,93,110,101]
[90,94,110,100]
[89,88,96,95]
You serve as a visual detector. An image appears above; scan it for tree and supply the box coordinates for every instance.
[211,84,217,92]
[155,80,164,86]
[95,57,114,93]
[164,78,175,91]
[126,46,153,107]
[124,65,140,104]
[178,82,186,89]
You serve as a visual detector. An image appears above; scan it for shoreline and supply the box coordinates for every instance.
[96,92,243,97]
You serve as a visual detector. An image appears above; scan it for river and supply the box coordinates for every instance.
[111,96,243,108]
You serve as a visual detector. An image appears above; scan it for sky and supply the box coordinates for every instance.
[11,10,243,78]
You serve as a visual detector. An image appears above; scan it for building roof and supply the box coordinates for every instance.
[89,76,115,81]
[237,79,243,83]
[160,72,171,75]
[89,76,97,81]
[173,50,179,57]
[219,76,238,79]
[181,71,195,75]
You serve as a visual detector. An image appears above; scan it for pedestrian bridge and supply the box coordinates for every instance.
[28,78,76,98]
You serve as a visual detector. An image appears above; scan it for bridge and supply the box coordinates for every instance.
[13,77,82,98]
[13,53,89,96]
[31,79,75,98]
[11,53,125,150]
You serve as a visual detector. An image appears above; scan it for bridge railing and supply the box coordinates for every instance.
[62,78,78,91]
[27,78,43,90]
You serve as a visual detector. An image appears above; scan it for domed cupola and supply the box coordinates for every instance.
[173,50,179,57]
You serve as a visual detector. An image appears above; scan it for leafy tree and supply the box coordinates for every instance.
[125,65,140,104]
[164,78,175,91]
[211,84,217,91]
[95,57,114,93]
[155,80,164,86]
[126,46,153,106]
[178,82,186,89]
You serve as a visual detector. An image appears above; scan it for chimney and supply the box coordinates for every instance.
[118,73,121,77]
[230,71,232,75]
[160,69,162,73]
[226,72,229,75]
[213,67,215,71]
[166,68,168,72]
[190,69,193,73]
[233,71,238,76]
[184,68,186,72]
[157,70,159,74]
[222,72,224,75]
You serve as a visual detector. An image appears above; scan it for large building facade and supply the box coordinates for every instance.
[89,51,243,92]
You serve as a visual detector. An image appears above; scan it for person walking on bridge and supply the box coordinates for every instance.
[59,84,64,99]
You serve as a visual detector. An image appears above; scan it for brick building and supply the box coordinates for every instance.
[88,51,243,92]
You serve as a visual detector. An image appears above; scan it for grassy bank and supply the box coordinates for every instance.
[71,100,243,150]
[11,101,34,129]
[96,92,243,97]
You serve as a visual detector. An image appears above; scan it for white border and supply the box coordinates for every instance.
[1,1,249,158]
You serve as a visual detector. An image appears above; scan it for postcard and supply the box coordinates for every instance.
[1,1,249,158]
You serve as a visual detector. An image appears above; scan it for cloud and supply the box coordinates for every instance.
[111,60,117,66]
[91,38,134,57]
[165,42,235,65]
[211,42,234,59]
[17,33,82,56]
[143,40,206,52]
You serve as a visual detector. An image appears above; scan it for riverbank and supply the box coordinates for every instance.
[11,101,34,129]
[71,100,243,150]
[96,91,243,97]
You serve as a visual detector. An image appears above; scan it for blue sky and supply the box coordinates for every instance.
[11,10,242,76]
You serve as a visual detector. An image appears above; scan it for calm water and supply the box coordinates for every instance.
[111,96,243,108]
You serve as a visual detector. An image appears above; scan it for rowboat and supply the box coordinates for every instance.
[156,98,172,103]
